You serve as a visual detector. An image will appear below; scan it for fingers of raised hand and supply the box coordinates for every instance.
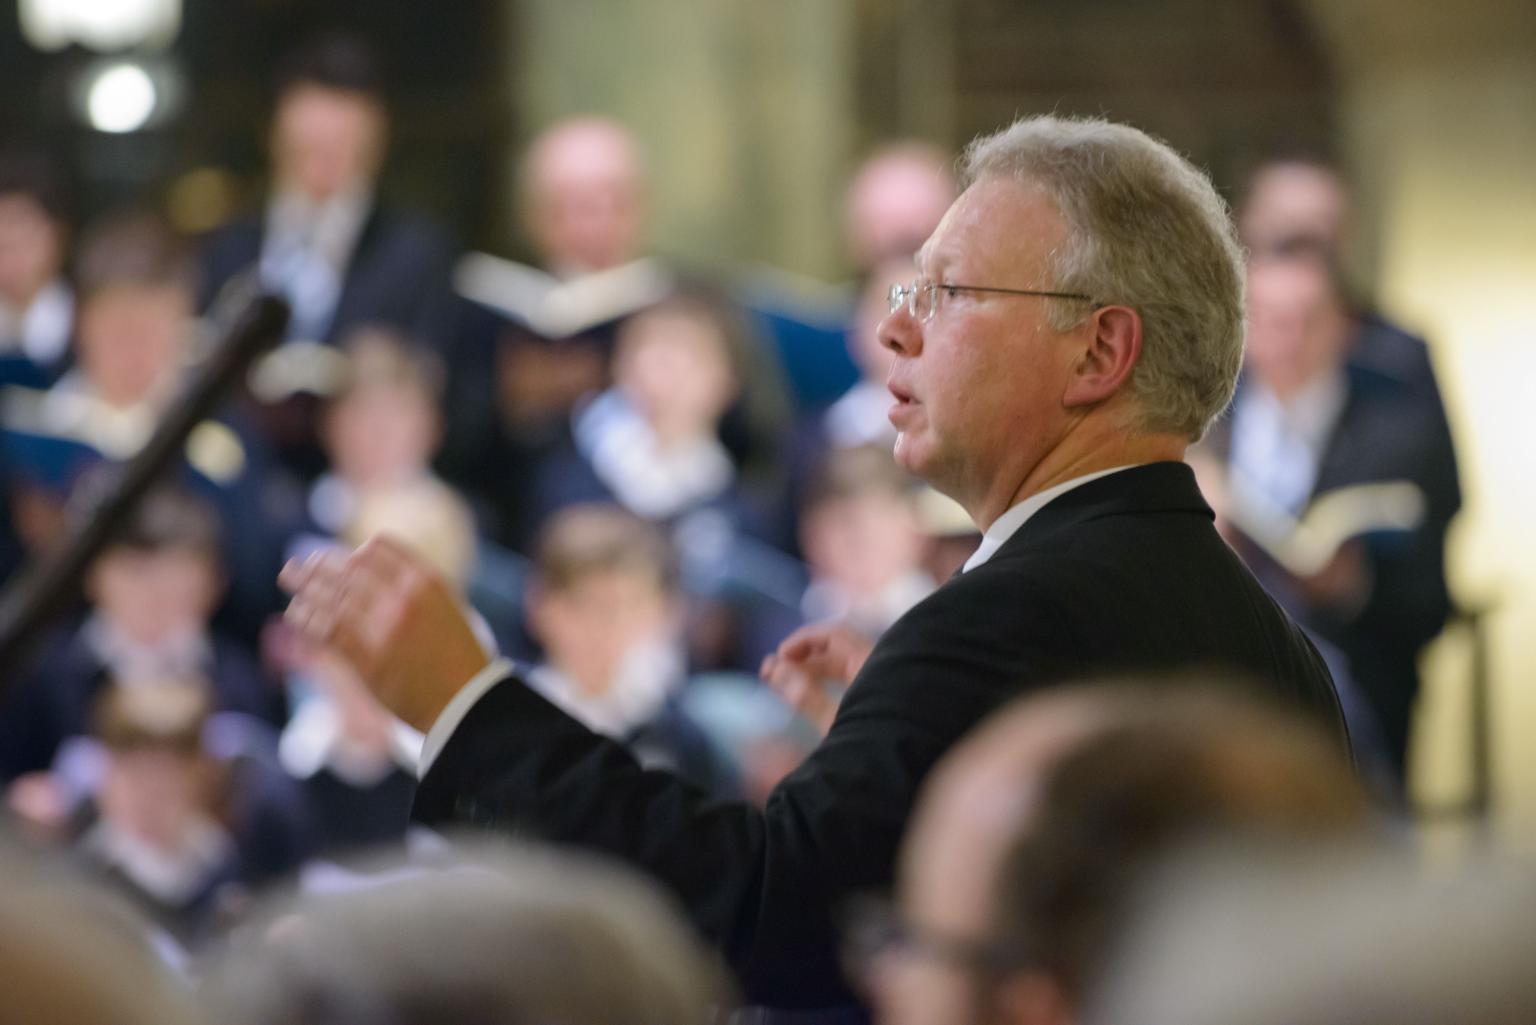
[283,550,348,643]
[776,624,834,663]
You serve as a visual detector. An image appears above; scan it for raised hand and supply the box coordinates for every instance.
[279,535,491,732]
[759,622,876,738]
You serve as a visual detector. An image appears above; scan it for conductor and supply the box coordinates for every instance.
[282,115,1346,1010]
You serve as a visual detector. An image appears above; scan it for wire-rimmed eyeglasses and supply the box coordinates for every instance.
[888,279,1096,323]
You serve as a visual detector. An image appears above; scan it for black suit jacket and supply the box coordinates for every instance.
[414,462,1343,1008]
[198,201,456,351]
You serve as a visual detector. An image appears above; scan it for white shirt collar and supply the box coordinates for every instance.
[265,187,374,272]
[962,466,1139,572]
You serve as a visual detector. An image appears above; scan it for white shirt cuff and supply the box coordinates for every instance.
[417,657,516,778]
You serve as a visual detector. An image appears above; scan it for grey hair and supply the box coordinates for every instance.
[964,116,1245,440]
[206,842,734,1025]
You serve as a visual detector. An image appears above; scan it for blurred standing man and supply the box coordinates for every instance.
[283,116,1345,1012]
[1199,242,1459,781]
[198,34,455,477]
[1239,154,1446,401]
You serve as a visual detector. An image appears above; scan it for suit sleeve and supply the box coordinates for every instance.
[413,568,1076,1007]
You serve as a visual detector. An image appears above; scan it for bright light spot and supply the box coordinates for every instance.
[21,0,182,53]
[87,64,158,134]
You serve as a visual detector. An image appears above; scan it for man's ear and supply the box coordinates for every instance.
[989,970,1075,1025]
[1062,304,1142,409]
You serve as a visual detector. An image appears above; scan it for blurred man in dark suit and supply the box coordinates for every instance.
[282,115,1345,1012]
[1239,154,1446,402]
[197,34,455,479]
[1198,240,1460,780]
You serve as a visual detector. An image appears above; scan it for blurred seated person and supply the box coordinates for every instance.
[69,683,246,948]
[523,504,725,792]
[742,142,957,412]
[445,118,791,553]
[729,442,934,681]
[491,115,655,433]
[1238,153,1444,399]
[0,151,73,579]
[206,842,733,1025]
[294,326,474,582]
[533,293,759,536]
[0,485,273,783]
[274,330,487,856]
[0,209,296,641]
[198,33,455,479]
[274,639,422,861]
[439,116,659,520]
[858,681,1370,1025]
[0,147,74,390]
[798,444,934,638]
[1193,240,1460,779]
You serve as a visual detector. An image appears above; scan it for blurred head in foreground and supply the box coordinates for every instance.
[1088,847,1536,1025]
[206,842,731,1025]
[0,850,206,1025]
[856,682,1368,1025]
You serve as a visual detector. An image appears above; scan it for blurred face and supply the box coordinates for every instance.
[271,85,386,202]
[1244,257,1352,398]
[880,178,1084,519]
[875,699,1100,1025]
[323,385,438,487]
[87,547,221,647]
[99,746,209,851]
[847,154,957,270]
[76,285,191,406]
[526,122,645,274]
[529,569,674,695]
[801,492,924,596]
[615,310,737,441]
[0,194,64,304]
[1240,164,1348,254]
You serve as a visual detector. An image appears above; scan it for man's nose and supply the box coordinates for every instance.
[878,308,922,357]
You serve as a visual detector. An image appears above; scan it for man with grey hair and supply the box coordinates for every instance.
[281,115,1345,1013]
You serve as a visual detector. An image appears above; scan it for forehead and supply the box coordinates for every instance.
[276,85,382,127]
[916,176,1067,279]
